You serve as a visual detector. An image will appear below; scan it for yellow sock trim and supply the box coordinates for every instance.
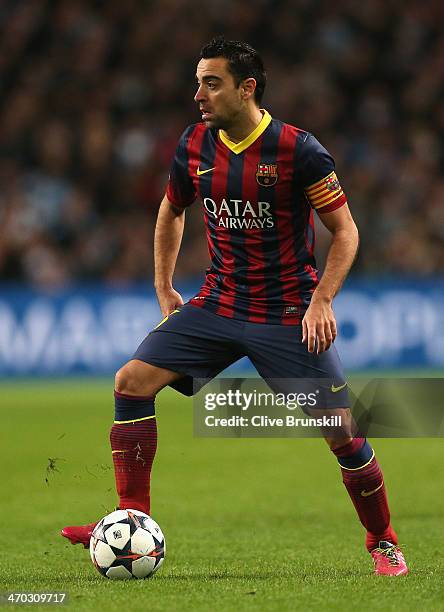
[339,450,375,471]
[113,415,156,425]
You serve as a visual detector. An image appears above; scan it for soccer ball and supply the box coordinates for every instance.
[89,509,165,579]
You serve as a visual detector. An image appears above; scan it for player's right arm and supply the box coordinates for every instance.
[154,196,186,317]
[154,125,198,317]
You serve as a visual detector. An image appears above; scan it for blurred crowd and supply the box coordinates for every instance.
[0,0,443,288]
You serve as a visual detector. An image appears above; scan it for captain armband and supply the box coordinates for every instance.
[304,171,347,213]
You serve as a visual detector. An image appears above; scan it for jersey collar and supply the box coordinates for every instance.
[218,109,272,155]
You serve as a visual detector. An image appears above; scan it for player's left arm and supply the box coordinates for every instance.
[302,203,359,354]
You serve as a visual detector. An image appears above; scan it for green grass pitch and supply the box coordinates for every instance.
[1,379,444,611]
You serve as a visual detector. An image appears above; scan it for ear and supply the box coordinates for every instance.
[241,77,257,100]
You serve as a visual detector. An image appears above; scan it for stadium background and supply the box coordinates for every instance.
[1,0,444,376]
[2,2,444,608]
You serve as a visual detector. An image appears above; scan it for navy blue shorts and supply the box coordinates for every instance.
[133,304,349,408]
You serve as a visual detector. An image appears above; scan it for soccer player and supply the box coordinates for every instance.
[62,37,408,576]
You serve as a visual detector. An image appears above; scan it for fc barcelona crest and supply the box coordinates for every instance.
[256,163,278,187]
[325,174,340,191]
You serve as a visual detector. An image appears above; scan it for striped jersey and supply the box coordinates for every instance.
[166,110,347,324]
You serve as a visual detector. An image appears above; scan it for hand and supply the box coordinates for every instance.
[156,287,184,318]
[302,296,337,354]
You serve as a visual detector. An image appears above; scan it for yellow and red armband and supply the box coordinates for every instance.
[304,171,347,213]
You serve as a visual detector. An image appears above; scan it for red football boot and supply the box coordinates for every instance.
[371,541,409,576]
[61,522,98,548]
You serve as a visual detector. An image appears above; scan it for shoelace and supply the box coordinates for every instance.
[375,545,404,566]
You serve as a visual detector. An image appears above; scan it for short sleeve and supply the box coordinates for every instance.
[297,133,347,214]
[166,126,197,208]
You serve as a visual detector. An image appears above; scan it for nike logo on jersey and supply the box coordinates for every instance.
[361,482,384,497]
[331,382,347,393]
[197,166,215,176]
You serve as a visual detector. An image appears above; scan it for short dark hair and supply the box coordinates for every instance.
[200,36,266,104]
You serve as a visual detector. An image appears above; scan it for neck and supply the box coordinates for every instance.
[221,106,264,143]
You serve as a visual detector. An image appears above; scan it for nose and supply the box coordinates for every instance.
[194,84,206,103]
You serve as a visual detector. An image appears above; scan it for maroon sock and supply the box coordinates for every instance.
[111,392,157,514]
[333,438,398,552]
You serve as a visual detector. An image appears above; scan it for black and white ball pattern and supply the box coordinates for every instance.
[90,509,165,579]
